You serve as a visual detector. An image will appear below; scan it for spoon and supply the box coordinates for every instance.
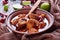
[25,0,41,18]
[21,0,41,20]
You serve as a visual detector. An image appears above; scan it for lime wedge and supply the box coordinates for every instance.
[22,1,31,6]
[13,4,22,10]
[40,2,51,11]
[4,4,8,12]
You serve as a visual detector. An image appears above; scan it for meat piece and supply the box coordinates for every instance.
[38,22,46,29]
[11,19,18,26]
[16,19,27,32]
[20,29,27,32]
[18,19,27,28]
[31,19,40,27]
[27,19,35,29]
[29,14,46,22]
[18,14,26,19]
[40,14,46,18]
[28,28,38,33]
[28,14,40,20]
[39,14,46,22]
[27,19,40,29]
[16,26,27,32]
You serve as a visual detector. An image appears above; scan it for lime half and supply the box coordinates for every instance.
[22,1,31,6]
[4,4,8,12]
[40,2,51,11]
[13,4,22,10]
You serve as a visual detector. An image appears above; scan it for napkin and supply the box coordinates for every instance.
[0,23,9,35]
[50,0,60,27]
[0,29,60,40]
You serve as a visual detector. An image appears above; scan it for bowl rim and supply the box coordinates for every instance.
[6,8,54,35]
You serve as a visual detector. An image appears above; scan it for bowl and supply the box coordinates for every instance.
[6,8,54,35]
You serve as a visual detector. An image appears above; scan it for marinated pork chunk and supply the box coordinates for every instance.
[11,13,46,33]
[11,19,18,26]
[28,28,38,33]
